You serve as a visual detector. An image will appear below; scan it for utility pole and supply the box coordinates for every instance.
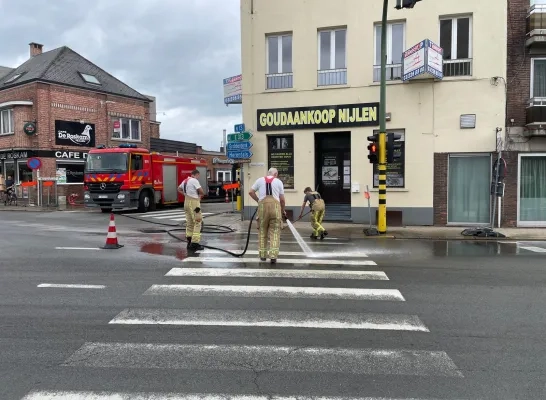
[377,0,423,235]
[377,0,389,234]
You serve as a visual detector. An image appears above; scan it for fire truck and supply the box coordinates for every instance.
[83,143,208,213]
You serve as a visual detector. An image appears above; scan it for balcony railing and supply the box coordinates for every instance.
[527,4,546,47]
[266,72,293,90]
[526,97,546,125]
[443,59,473,77]
[373,64,402,82]
[317,68,347,86]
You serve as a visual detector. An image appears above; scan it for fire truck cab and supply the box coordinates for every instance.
[83,144,208,213]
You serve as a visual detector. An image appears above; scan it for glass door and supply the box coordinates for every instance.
[518,155,546,226]
[447,154,491,224]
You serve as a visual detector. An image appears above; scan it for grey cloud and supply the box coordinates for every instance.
[0,0,241,149]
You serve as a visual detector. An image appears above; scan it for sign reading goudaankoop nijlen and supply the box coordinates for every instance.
[256,102,380,131]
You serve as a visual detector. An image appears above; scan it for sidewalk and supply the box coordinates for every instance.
[202,213,546,241]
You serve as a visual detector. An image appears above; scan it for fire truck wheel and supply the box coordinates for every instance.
[138,190,152,213]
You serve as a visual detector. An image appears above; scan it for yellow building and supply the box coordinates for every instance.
[240,0,506,226]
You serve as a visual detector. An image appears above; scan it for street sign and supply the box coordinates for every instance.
[27,157,41,170]
[227,150,253,159]
[227,131,253,142]
[234,123,245,132]
[226,141,253,151]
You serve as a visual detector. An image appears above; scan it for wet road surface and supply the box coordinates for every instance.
[0,210,545,399]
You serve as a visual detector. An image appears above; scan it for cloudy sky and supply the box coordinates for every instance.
[0,0,242,151]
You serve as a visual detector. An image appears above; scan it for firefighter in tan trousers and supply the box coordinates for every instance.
[178,169,205,251]
[299,187,328,240]
[249,167,287,264]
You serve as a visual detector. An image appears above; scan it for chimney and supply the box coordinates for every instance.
[29,42,43,57]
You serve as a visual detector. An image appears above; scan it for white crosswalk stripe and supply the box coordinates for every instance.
[21,235,465,399]
[121,209,214,224]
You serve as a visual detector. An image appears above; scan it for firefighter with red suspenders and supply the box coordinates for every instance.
[177,169,205,251]
[248,167,287,264]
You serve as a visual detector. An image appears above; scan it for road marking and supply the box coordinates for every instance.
[21,391,466,400]
[197,249,369,257]
[55,247,101,250]
[62,342,463,377]
[182,257,377,266]
[218,241,351,245]
[519,246,546,253]
[144,284,404,301]
[37,283,106,289]
[132,210,185,217]
[165,267,388,280]
[109,309,429,331]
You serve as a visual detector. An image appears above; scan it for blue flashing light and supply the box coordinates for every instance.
[118,143,138,148]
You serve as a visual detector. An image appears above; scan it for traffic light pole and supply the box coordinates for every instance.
[377,0,389,235]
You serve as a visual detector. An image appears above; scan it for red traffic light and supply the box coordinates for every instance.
[371,144,377,152]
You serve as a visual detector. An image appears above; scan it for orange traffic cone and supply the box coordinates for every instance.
[102,213,124,249]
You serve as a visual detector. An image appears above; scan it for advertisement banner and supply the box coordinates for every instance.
[55,120,96,147]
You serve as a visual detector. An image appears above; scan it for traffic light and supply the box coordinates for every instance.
[395,0,422,9]
[386,133,402,163]
[367,134,378,164]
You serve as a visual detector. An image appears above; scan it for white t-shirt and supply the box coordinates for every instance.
[179,177,201,199]
[251,176,284,201]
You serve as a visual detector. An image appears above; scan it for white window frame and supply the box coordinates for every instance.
[113,117,141,141]
[317,28,347,71]
[216,170,232,182]
[0,108,14,135]
[266,34,292,74]
[373,22,406,65]
[439,15,473,61]
[530,58,546,98]
[517,153,546,227]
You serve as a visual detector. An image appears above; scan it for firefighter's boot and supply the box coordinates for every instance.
[186,237,192,249]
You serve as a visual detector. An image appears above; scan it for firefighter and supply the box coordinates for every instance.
[249,167,287,263]
[178,169,205,251]
[299,187,328,240]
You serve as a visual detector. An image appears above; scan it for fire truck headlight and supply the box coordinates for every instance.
[117,194,126,200]
[84,193,90,200]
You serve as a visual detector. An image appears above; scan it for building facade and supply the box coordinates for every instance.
[501,0,546,227]
[240,0,507,225]
[0,43,160,201]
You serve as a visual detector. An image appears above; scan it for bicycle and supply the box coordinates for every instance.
[3,187,17,206]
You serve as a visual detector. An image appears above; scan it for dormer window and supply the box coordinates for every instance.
[79,72,101,85]
[4,73,24,84]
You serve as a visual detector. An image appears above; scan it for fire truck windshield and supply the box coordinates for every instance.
[85,153,128,173]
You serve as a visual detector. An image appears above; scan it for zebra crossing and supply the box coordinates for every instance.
[20,236,467,399]
[122,209,214,224]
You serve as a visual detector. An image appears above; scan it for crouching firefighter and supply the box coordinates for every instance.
[299,187,328,240]
[178,169,205,251]
[249,167,287,264]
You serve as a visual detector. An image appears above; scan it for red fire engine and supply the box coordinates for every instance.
[83,143,208,213]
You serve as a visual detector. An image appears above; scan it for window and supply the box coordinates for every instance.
[531,59,546,98]
[519,155,546,225]
[267,135,294,189]
[17,161,32,184]
[440,16,472,77]
[374,22,405,82]
[4,73,23,84]
[0,109,14,134]
[372,130,405,188]
[79,72,101,85]
[56,163,85,184]
[318,28,347,86]
[266,34,293,89]
[216,170,232,182]
[112,118,141,141]
[448,154,490,224]
[131,154,143,171]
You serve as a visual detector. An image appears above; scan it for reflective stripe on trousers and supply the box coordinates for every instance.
[184,197,202,243]
[257,195,282,259]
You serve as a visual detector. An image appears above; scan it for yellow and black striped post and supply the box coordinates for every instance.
[377,0,389,234]
[377,132,387,234]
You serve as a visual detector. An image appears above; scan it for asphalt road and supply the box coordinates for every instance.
[0,208,545,399]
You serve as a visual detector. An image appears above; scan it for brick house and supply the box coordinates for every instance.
[0,42,160,202]
[502,0,546,227]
